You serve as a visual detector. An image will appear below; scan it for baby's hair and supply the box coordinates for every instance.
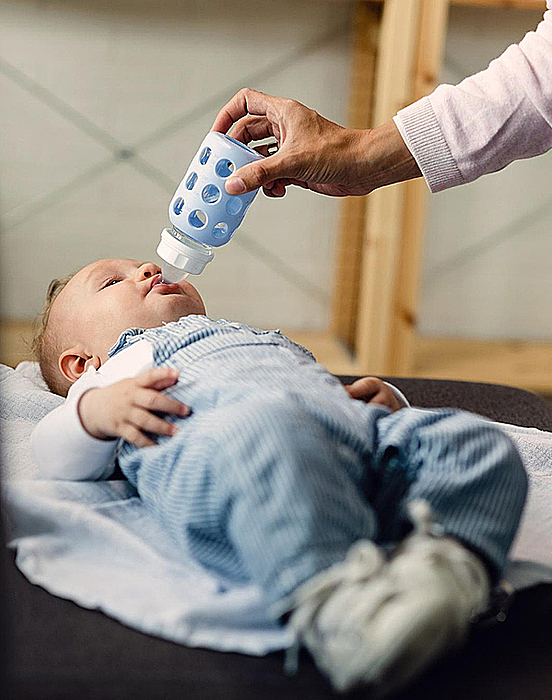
[32,274,75,397]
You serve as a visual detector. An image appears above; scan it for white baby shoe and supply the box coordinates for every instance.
[282,500,490,697]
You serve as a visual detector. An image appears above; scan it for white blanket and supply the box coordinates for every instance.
[2,362,551,655]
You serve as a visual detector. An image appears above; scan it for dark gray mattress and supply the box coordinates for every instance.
[2,377,552,699]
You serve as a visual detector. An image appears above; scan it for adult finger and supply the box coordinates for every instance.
[262,181,287,198]
[228,115,275,145]
[135,388,190,417]
[261,178,309,197]
[211,87,282,134]
[225,152,291,195]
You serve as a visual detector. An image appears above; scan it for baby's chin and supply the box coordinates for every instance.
[153,291,206,319]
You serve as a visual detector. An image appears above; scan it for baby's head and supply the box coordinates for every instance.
[33,258,206,396]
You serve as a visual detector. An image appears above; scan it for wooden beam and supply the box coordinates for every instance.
[334,0,542,366]
[388,0,451,374]
[413,336,552,394]
[331,1,380,351]
[354,0,423,375]
[452,0,544,8]
[368,0,545,9]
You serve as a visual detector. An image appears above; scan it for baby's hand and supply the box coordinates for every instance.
[77,368,190,447]
[345,377,405,412]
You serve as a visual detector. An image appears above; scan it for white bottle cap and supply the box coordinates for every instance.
[156,227,214,276]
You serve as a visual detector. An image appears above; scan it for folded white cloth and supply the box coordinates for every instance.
[0,362,62,480]
[1,362,551,656]
[3,478,292,654]
[495,421,552,580]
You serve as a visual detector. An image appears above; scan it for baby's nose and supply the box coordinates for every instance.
[138,262,161,279]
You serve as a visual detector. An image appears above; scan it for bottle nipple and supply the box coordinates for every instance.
[161,261,189,284]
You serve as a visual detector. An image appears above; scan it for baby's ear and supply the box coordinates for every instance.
[59,348,101,383]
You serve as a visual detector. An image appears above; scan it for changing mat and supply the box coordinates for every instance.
[2,362,551,656]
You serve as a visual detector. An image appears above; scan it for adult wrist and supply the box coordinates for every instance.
[358,119,422,193]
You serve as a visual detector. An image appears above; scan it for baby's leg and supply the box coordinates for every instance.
[371,407,528,583]
[283,408,527,696]
[137,394,389,607]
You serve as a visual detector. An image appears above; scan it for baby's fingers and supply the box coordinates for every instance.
[120,424,157,448]
[136,388,190,417]
[130,408,178,439]
[136,367,180,390]
[346,377,381,400]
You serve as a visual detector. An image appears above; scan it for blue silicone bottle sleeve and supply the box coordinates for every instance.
[168,131,264,248]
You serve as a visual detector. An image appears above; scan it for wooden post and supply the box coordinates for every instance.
[331,1,381,352]
[333,0,542,366]
[389,0,451,374]
[354,0,423,375]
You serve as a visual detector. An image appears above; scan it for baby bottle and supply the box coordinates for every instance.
[157,131,264,282]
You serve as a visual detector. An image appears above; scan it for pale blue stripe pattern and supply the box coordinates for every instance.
[111,316,527,611]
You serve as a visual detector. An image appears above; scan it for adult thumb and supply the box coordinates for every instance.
[225,155,286,195]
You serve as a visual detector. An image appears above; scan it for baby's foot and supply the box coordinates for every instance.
[283,500,490,697]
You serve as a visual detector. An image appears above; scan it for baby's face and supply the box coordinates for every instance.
[52,258,206,360]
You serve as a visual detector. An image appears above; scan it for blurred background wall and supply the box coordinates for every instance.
[1,0,352,330]
[420,3,552,341]
[1,1,550,360]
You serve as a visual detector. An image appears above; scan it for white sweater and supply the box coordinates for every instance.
[394,1,552,192]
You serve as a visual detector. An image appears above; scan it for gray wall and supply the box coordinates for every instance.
[1,1,551,340]
[0,0,352,329]
[420,4,552,341]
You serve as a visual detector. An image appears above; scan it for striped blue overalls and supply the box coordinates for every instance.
[112,316,527,612]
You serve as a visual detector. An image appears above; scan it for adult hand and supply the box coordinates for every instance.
[212,88,420,198]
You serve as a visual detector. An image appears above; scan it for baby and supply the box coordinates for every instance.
[31,257,527,697]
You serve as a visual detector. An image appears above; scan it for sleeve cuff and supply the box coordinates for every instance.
[394,97,465,193]
[63,395,118,480]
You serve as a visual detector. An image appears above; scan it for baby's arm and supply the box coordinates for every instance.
[31,367,188,481]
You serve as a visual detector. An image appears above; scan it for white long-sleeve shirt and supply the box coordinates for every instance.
[394,2,552,192]
[31,338,410,482]
[31,340,153,481]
